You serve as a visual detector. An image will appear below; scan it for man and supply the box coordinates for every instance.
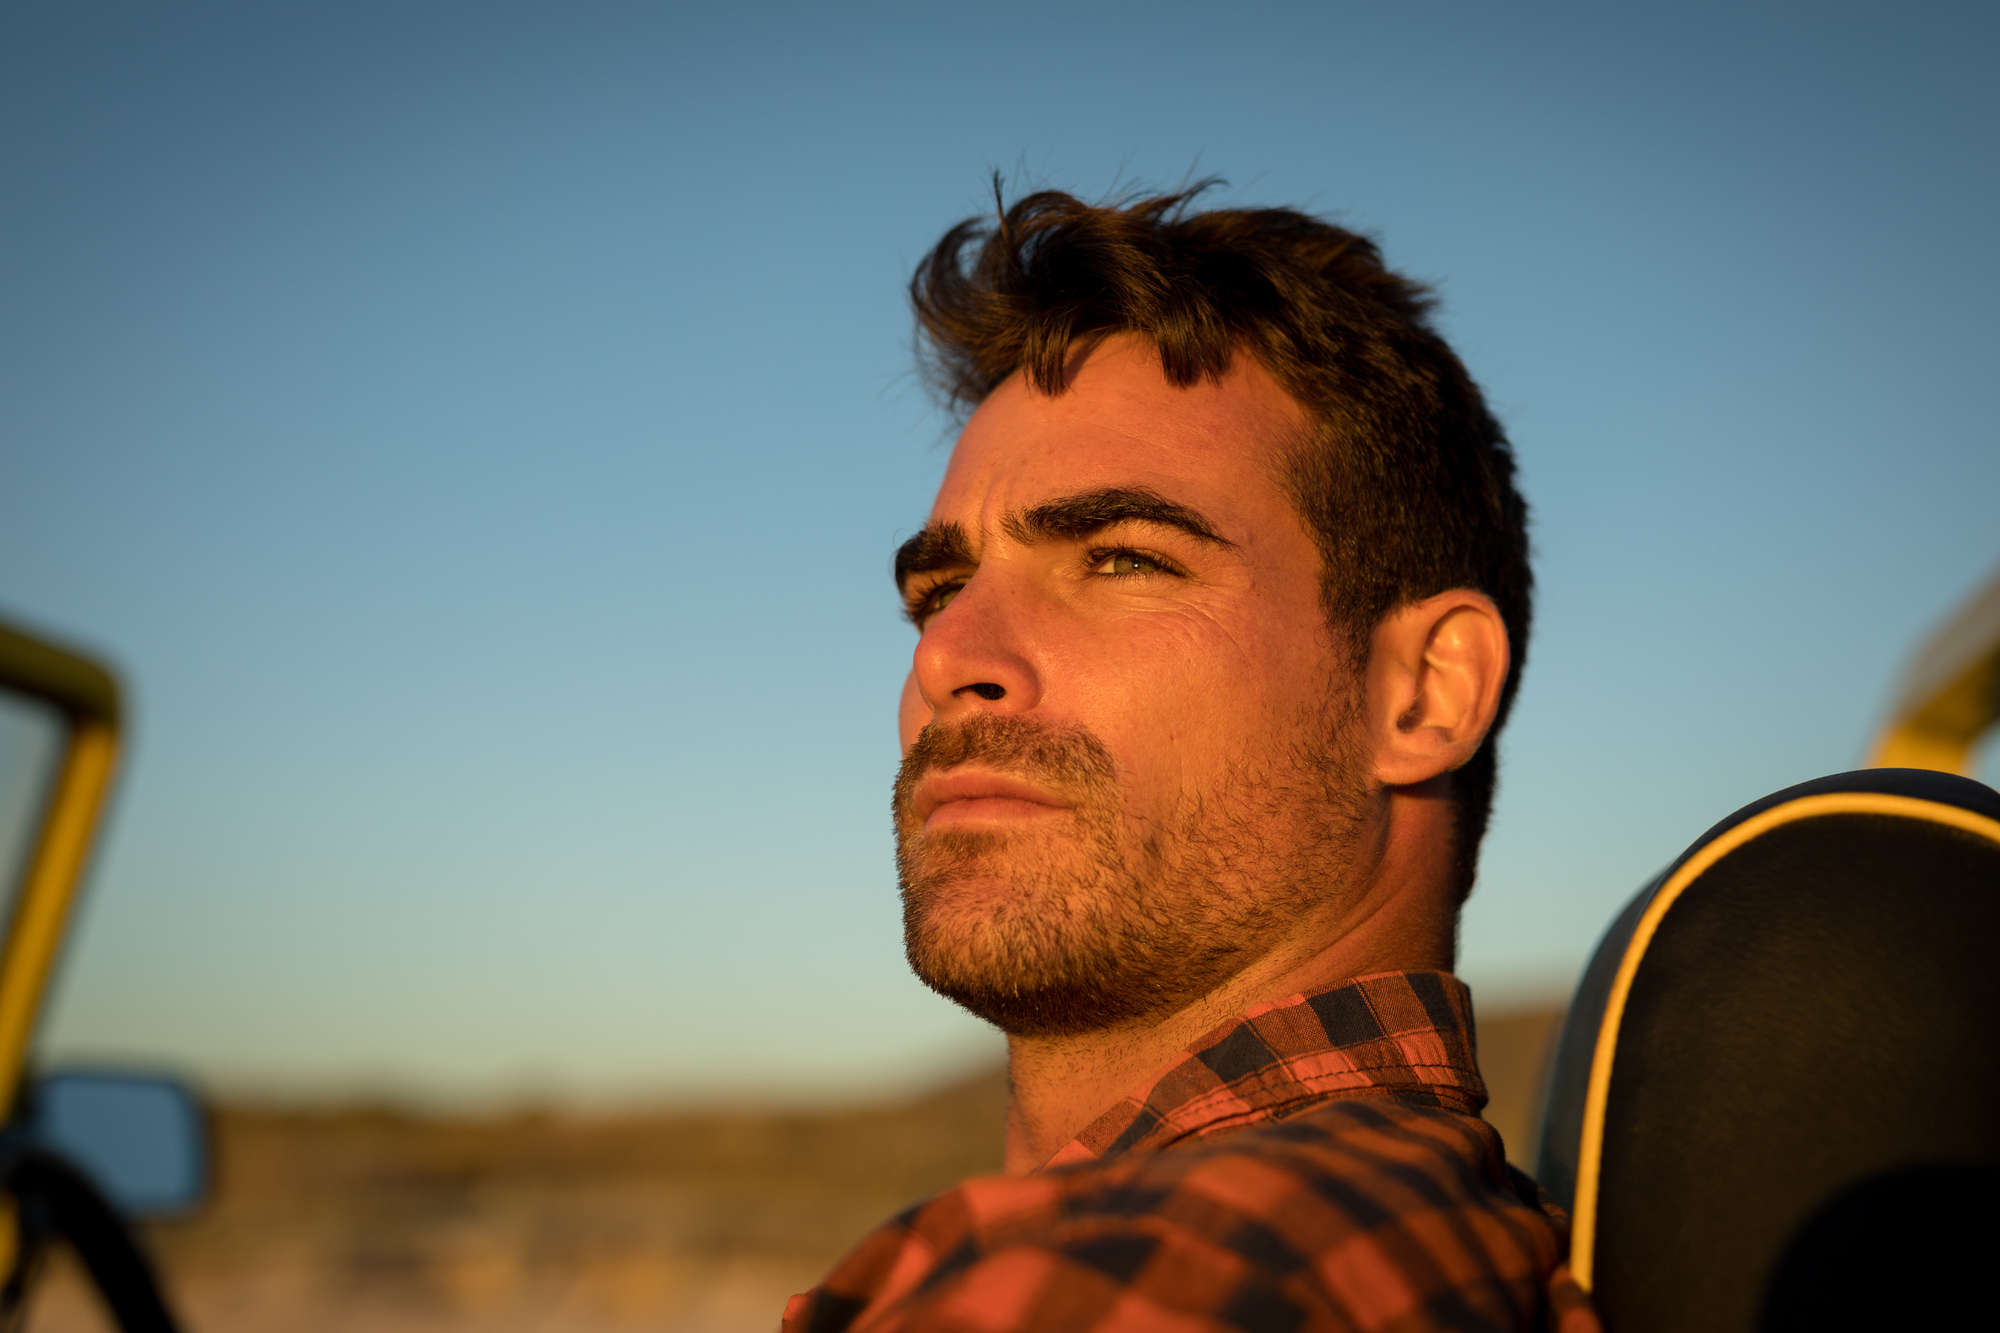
[785,187,1597,1333]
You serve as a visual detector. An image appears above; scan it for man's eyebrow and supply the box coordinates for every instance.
[1003,487,1236,549]
[891,489,1233,592]
[893,521,974,590]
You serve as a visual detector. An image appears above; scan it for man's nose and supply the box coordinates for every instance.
[910,574,1042,718]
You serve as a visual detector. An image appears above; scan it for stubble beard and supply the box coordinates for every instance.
[893,705,1370,1038]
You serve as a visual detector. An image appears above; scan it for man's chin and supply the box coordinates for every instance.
[901,899,1207,1038]
[905,959,1171,1038]
[895,820,1236,1037]
[895,834,1103,915]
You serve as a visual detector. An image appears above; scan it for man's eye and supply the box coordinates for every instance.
[1099,550,1167,576]
[910,580,964,626]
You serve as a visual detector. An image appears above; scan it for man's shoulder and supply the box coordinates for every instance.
[901,1095,1558,1251]
[793,1098,1569,1333]
[1047,1094,1553,1234]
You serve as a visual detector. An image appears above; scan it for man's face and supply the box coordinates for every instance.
[892,336,1369,1036]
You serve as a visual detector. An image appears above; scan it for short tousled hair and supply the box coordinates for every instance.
[910,183,1532,903]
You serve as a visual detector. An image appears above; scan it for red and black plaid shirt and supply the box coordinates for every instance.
[784,972,1599,1333]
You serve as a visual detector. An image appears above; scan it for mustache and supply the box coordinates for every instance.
[893,714,1119,818]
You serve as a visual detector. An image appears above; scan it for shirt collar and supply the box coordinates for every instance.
[1039,970,1488,1171]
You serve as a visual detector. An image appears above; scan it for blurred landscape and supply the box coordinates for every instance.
[26,1007,1562,1333]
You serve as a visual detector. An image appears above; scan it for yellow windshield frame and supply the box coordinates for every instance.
[0,619,122,1105]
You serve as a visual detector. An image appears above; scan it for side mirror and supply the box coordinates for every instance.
[28,1070,208,1218]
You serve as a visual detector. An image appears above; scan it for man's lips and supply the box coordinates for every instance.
[911,769,1072,829]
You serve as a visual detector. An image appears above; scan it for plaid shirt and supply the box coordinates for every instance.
[784,972,1599,1333]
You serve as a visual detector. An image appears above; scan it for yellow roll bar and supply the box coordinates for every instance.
[1868,564,2000,775]
[0,620,123,1106]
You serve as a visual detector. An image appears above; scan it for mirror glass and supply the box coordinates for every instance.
[0,687,63,924]
[32,1071,209,1217]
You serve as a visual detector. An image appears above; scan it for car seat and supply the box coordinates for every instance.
[1534,767,2000,1332]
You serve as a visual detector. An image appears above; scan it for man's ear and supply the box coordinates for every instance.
[1363,590,1510,788]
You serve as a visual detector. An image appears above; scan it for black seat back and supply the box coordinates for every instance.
[1536,768,2000,1332]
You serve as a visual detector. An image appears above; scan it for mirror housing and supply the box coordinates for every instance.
[27,1070,208,1218]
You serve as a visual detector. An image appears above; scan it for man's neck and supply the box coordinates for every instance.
[1000,880,1456,1160]
[998,785,1459,1175]
[1001,984,1267,1174]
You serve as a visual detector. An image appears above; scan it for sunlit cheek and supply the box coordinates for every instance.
[897,670,931,754]
[1095,640,1273,797]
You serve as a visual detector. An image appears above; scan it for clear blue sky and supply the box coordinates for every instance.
[3,1,1995,1105]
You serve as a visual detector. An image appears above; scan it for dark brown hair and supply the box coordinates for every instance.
[910,183,1531,902]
